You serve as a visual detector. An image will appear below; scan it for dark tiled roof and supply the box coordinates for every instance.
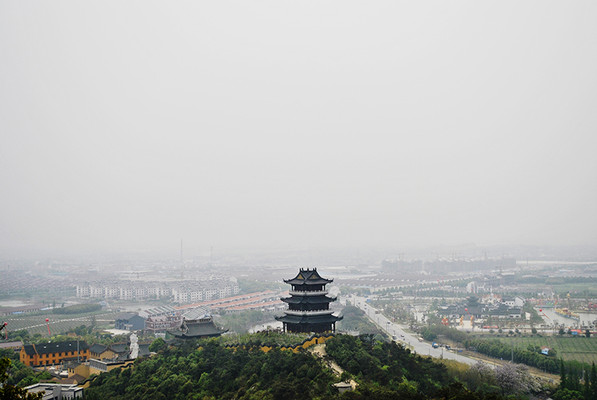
[281,295,336,304]
[284,268,333,285]
[170,320,227,339]
[138,343,151,357]
[275,314,342,324]
[62,374,86,384]
[89,344,107,354]
[23,341,89,356]
[109,343,128,354]
[116,313,138,320]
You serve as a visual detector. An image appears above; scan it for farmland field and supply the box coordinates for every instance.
[490,335,597,365]
[2,311,122,336]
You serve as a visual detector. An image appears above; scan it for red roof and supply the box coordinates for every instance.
[226,300,284,311]
[175,291,283,311]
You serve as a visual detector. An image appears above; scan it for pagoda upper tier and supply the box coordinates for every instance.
[284,268,333,288]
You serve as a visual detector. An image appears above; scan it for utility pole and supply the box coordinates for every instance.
[180,239,184,279]
[511,339,514,362]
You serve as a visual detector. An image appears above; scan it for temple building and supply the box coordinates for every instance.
[276,268,342,333]
[168,308,227,339]
[20,341,90,367]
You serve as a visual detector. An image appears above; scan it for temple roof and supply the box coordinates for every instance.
[275,314,342,324]
[281,295,336,304]
[109,343,129,354]
[284,268,333,285]
[169,318,227,339]
[89,344,108,354]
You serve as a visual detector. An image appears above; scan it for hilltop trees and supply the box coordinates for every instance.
[86,339,336,400]
[148,337,166,353]
[494,363,533,396]
[552,361,597,400]
[0,358,43,400]
[84,333,548,399]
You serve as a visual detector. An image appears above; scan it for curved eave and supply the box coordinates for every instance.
[284,278,333,285]
[169,328,228,339]
[275,314,342,324]
[281,296,337,304]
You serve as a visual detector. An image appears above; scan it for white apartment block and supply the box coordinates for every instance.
[76,279,239,304]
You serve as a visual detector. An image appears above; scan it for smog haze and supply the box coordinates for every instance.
[1,1,597,257]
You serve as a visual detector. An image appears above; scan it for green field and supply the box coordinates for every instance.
[492,335,597,365]
[2,311,121,337]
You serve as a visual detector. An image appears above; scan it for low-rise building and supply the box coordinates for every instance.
[0,340,23,351]
[145,313,182,332]
[502,296,525,308]
[114,313,146,331]
[89,358,135,374]
[89,344,116,361]
[25,383,84,400]
[20,342,90,367]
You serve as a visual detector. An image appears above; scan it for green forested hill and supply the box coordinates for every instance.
[85,339,335,400]
[83,334,543,400]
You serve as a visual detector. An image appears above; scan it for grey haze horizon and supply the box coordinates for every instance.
[1,1,596,258]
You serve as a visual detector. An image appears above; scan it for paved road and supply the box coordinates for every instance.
[351,296,563,384]
[352,296,482,366]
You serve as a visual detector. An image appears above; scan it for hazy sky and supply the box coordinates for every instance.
[1,1,596,255]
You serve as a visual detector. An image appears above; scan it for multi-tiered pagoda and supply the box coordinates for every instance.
[276,268,342,333]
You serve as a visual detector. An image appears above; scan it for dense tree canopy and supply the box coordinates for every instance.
[86,339,336,400]
[0,357,43,400]
[85,334,528,399]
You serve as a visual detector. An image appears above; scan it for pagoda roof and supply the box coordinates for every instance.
[281,296,336,304]
[284,268,333,285]
[275,314,342,324]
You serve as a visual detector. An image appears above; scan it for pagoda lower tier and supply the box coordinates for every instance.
[275,312,342,333]
[281,294,337,311]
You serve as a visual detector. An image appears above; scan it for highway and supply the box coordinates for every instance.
[351,295,482,366]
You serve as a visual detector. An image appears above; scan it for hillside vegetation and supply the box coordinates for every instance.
[84,334,551,399]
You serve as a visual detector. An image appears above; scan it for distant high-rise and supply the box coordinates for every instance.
[276,268,342,333]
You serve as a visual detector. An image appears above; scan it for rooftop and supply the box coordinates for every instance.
[182,307,211,321]
[275,314,342,324]
[23,341,89,356]
[170,319,227,339]
[284,268,333,286]
[89,343,108,354]
[281,296,336,304]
